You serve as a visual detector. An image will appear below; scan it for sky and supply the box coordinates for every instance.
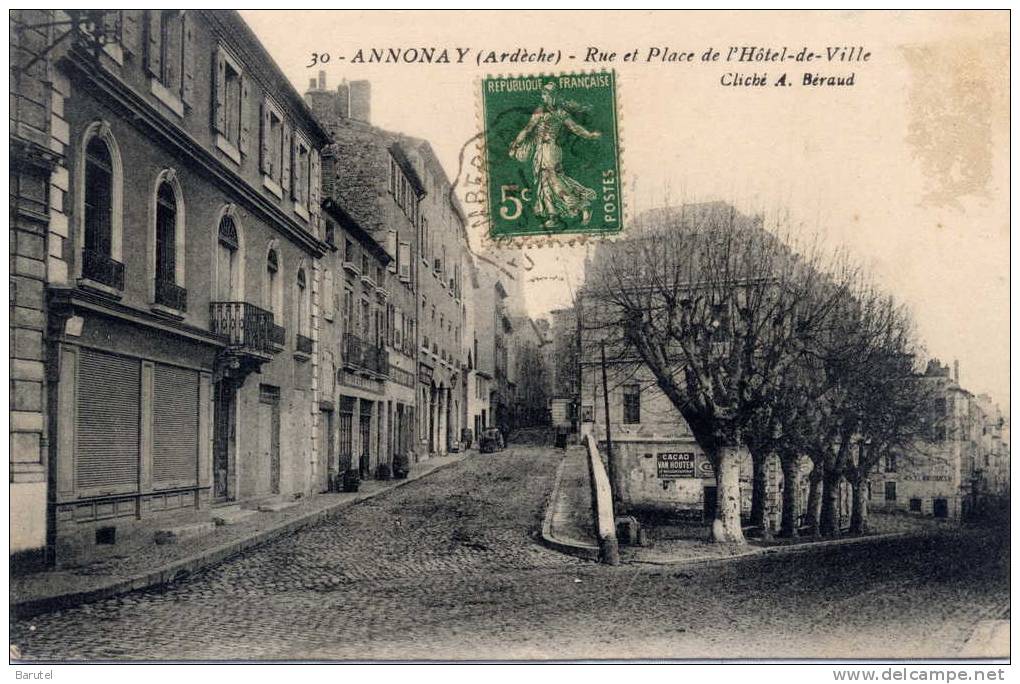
[240,10,1009,411]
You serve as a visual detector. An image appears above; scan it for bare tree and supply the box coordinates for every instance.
[843,298,933,534]
[584,203,852,544]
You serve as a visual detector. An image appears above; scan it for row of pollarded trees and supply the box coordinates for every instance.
[585,203,939,544]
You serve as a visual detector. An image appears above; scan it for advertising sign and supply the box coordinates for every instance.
[657,452,697,479]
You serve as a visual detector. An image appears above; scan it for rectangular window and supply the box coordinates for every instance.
[343,289,353,330]
[885,454,897,473]
[884,481,897,502]
[386,230,398,272]
[909,498,922,512]
[398,241,411,282]
[345,239,354,263]
[622,384,641,424]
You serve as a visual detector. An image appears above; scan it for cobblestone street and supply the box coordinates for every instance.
[10,445,1009,661]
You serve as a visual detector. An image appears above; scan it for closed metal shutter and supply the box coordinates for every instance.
[76,349,140,494]
[153,363,199,487]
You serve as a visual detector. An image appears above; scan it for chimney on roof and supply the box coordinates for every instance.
[349,80,371,123]
[308,78,317,90]
[336,79,350,119]
[953,359,960,384]
[318,70,326,90]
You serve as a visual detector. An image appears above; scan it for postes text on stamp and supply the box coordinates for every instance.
[481,71,622,241]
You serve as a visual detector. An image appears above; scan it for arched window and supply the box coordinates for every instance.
[78,122,124,289]
[84,138,113,257]
[155,182,177,285]
[296,268,308,336]
[266,248,280,316]
[150,171,186,310]
[215,215,239,302]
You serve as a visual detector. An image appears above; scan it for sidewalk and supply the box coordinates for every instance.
[540,445,599,560]
[11,452,468,619]
[540,447,934,567]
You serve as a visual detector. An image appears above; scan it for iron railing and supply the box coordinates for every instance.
[82,248,124,290]
[155,278,187,311]
[296,333,313,356]
[344,333,389,377]
[209,301,282,356]
[343,333,363,369]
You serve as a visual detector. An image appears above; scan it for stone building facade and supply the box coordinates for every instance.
[403,140,470,457]
[869,361,1010,520]
[318,200,394,485]
[18,10,329,565]
[10,9,66,568]
[305,73,424,466]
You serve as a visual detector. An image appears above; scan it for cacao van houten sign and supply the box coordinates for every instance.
[657,452,697,479]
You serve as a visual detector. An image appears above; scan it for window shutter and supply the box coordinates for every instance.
[309,149,320,210]
[181,12,195,105]
[323,270,334,322]
[145,10,161,76]
[213,50,226,133]
[398,241,411,282]
[121,10,139,54]
[103,11,122,48]
[238,75,251,154]
[281,122,292,189]
[76,349,140,496]
[153,364,199,488]
[260,102,271,174]
[290,138,300,201]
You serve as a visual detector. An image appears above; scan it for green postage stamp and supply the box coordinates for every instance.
[481,71,623,241]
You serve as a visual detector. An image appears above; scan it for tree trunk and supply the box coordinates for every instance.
[819,469,842,537]
[710,446,746,544]
[779,454,800,538]
[849,474,869,535]
[805,465,823,536]
[750,451,767,531]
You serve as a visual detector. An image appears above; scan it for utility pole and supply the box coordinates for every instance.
[601,341,617,506]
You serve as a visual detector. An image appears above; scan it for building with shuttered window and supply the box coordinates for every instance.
[305,73,425,468]
[317,200,397,486]
[401,139,471,458]
[32,10,329,564]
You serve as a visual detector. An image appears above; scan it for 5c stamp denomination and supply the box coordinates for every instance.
[481,71,623,241]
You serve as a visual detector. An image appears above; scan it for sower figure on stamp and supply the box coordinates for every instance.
[509,82,601,228]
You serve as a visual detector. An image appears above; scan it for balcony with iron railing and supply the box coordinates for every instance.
[210,302,285,358]
[295,333,313,357]
[82,248,125,291]
[343,333,389,378]
[154,277,187,312]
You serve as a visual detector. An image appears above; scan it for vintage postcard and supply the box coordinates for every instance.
[8,9,1009,669]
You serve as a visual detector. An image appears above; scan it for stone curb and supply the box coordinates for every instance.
[12,455,468,620]
[540,457,926,570]
[538,452,600,561]
[626,530,917,568]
